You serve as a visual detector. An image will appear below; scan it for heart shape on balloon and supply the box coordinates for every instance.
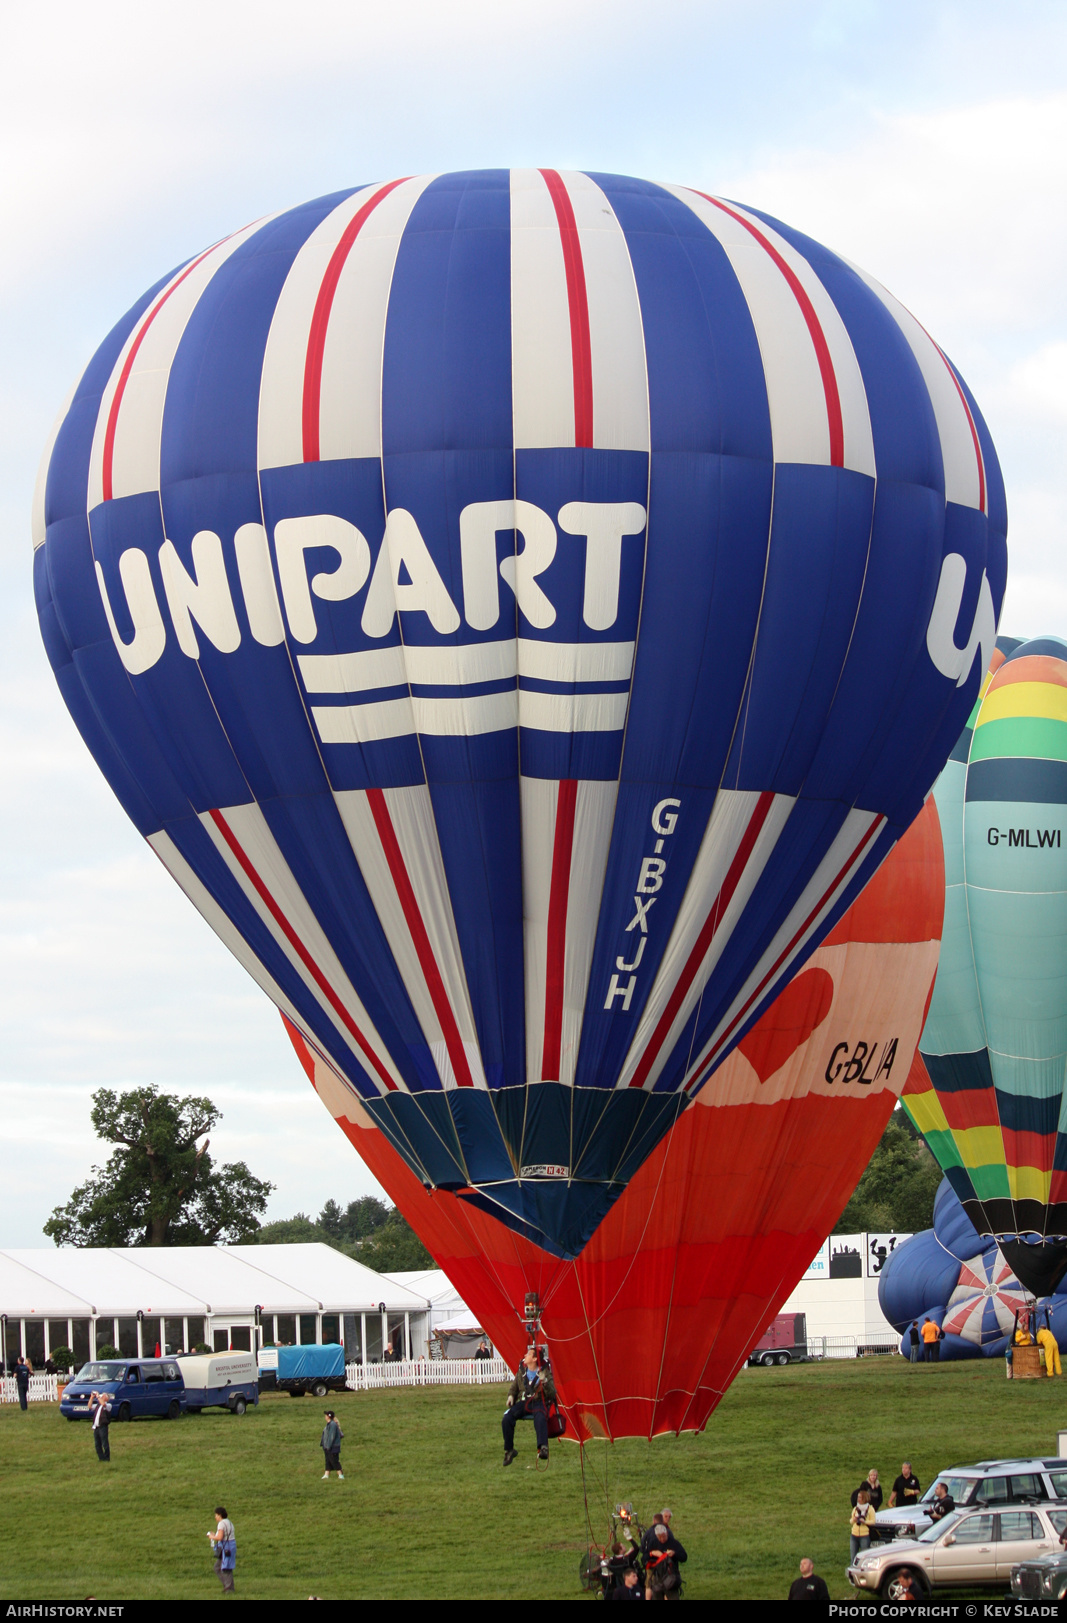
[737,966,835,1083]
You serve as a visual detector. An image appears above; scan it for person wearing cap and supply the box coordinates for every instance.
[502,1347,557,1464]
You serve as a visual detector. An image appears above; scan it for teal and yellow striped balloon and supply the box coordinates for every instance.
[904,635,1067,1295]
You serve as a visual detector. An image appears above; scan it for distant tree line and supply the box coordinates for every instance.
[257,1197,432,1271]
[833,1109,943,1234]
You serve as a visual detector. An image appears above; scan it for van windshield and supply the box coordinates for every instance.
[76,1362,125,1381]
[921,1477,976,1506]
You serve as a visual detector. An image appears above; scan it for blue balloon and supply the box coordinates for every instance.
[33,170,1007,1257]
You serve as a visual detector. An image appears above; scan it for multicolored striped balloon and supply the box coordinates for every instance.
[33,170,1005,1261]
[904,637,1067,1295]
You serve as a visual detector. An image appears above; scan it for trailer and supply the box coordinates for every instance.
[259,1342,346,1397]
[747,1312,808,1366]
[176,1351,259,1414]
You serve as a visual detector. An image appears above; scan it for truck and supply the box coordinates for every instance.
[258,1342,347,1397]
[747,1312,808,1366]
[176,1351,259,1415]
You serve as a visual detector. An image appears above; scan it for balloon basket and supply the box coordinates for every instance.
[1013,1345,1043,1380]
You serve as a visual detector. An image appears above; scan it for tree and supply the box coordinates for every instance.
[44,1086,273,1247]
[833,1109,943,1234]
[255,1195,432,1269]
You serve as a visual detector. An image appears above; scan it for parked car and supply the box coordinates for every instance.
[1011,1548,1067,1601]
[873,1458,1067,1541]
[258,1342,346,1396]
[176,1351,258,1415]
[849,1504,1067,1599]
[747,1313,807,1366]
[60,1358,186,1422]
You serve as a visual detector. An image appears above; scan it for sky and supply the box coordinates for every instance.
[2,0,1065,1245]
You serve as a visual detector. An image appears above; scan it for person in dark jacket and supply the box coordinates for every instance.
[613,1568,643,1601]
[908,1321,921,1363]
[14,1356,30,1410]
[320,1410,344,1479]
[850,1470,883,1511]
[502,1348,557,1464]
[927,1481,955,1521]
[644,1520,687,1599]
[88,1391,113,1462]
[788,1558,830,1601]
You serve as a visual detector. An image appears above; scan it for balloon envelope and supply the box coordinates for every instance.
[34,169,1004,1260]
[907,637,1067,1295]
[289,797,944,1438]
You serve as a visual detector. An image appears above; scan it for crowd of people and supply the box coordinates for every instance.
[592,1510,689,1601]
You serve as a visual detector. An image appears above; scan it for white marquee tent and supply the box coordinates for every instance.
[386,1269,492,1358]
[0,1243,428,1369]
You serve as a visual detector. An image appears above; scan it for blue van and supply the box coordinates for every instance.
[61,1358,186,1422]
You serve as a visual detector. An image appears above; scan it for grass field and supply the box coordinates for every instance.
[3,1356,1066,1600]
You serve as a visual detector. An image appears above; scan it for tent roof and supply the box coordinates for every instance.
[385,1268,471,1311]
[0,1244,428,1318]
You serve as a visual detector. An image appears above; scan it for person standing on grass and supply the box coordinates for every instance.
[207,1507,236,1594]
[88,1390,113,1462]
[889,1463,921,1509]
[644,1520,687,1600]
[321,1409,344,1479]
[851,1470,882,1511]
[788,1558,830,1601]
[14,1355,29,1410]
[849,1487,876,1562]
[920,1317,940,1361]
[908,1321,921,1363]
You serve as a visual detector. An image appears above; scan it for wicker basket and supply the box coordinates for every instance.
[1013,1343,1043,1380]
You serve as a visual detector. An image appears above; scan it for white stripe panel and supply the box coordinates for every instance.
[312,687,629,744]
[669,187,875,477]
[88,223,273,508]
[510,168,575,449]
[615,790,795,1092]
[199,802,406,1092]
[559,780,618,1086]
[382,786,487,1089]
[520,776,557,1084]
[298,638,635,693]
[847,262,984,510]
[561,170,650,453]
[257,175,438,469]
[331,788,477,1091]
[148,832,391,1099]
[32,376,81,549]
[685,808,887,1088]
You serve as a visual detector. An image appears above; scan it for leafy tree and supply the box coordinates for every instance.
[43,1086,273,1247]
[256,1214,323,1245]
[834,1109,943,1234]
[337,1196,391,1242]
[357,1212,433,1272]
[256,1195,432,1269]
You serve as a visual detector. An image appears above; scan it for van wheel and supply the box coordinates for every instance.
[881,1567,926,1602]
[168,1399,181,1419]
[312,1382,328,1398]
[118,1402,131,1423]
[231,1397,247,1416]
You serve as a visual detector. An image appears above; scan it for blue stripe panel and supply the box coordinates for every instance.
[921,1048,996,1094]
[994,1089,1060,1138]
[965,758,1067,804]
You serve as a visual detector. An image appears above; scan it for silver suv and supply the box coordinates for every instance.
[874,1457,1067,1540]
[850,1503,1067,1598]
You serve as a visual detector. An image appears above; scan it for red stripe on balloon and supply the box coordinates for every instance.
[207,807,397,1093]
[365,788,476,1089]
[301,178,410,463]
[539,169,594,448]
[628,790,777,1091]
[688,814,885,1090]
[541,779,578,1081]
[693,191,845,469]
[101,242,223,502]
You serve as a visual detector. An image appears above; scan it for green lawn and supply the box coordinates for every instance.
[3,1356,1064,1599]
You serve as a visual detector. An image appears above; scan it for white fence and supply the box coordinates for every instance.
[1,1373,58,1404]
[345,1355,511,1390]
[807,1335,900,1360]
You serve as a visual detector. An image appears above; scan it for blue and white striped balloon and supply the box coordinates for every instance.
[34,170,1006,1258]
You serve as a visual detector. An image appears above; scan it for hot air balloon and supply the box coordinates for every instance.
[904,637,1067,1297]
[288,795,944,1438]
[34,169,1004,1273]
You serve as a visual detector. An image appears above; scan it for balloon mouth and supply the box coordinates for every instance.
[997,1236,1067,1298]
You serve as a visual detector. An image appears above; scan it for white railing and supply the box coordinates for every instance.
[0,1373,58,1404]
[807,1335,900,1360]
[345,1356,511,1390]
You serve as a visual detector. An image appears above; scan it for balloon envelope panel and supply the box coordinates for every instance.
[290,799,944,1438]
[34,170,1004,1260]
[914,639,1067,1292]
